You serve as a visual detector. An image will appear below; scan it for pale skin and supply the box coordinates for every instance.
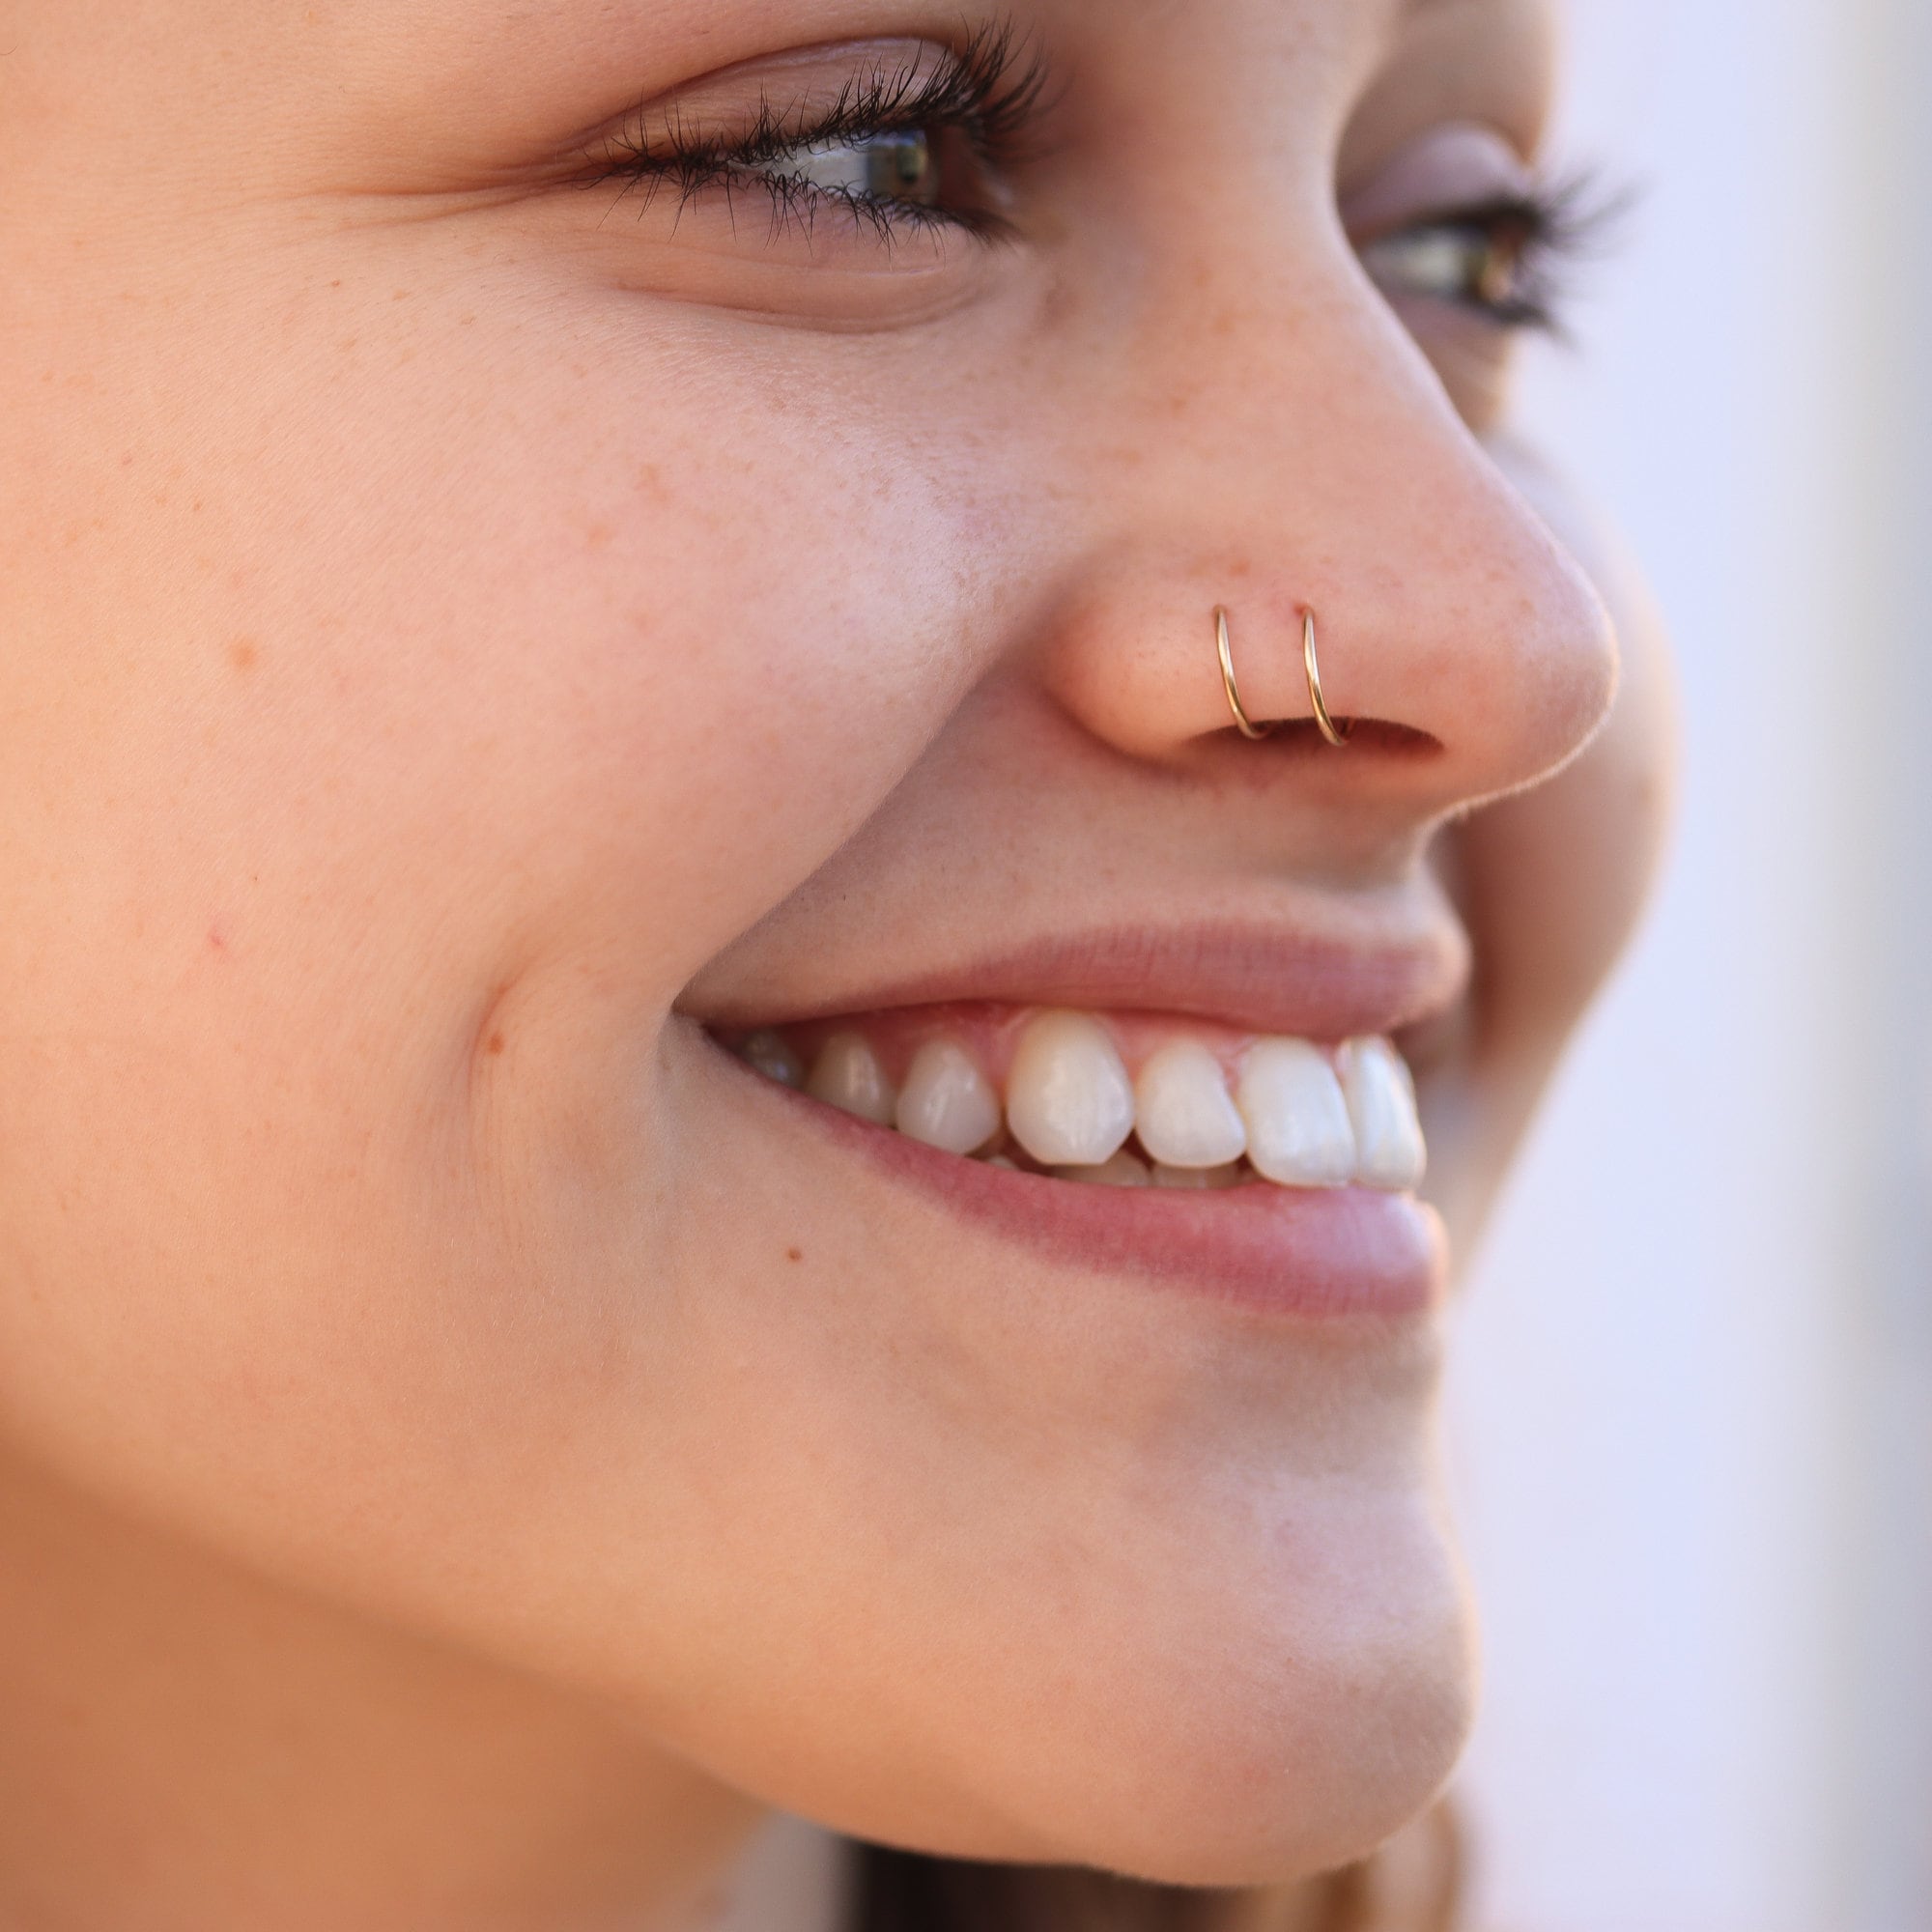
[0,0,1674,1927]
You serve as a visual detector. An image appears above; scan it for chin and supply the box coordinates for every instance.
[1016,1534,1478,1888]
[730,1475,1480,1892]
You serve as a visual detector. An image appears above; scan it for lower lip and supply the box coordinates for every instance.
[749,1070,1447,1322]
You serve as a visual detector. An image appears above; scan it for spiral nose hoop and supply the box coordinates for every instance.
[1214,606,1275,741]
[1214,606,1352,748]
[1300,609,1352,749]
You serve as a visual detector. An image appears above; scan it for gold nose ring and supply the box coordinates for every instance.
[1214,606,1352,748]
[1214,606,1274,740]
[1300,608,1352,748]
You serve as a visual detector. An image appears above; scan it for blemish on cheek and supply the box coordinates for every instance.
[206,925,227,956]
[486,1033,506,1056]
[583,521,615,553]
[786,1248,804,1264]
[229,637,260,672]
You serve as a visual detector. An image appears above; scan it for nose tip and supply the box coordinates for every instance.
[1044,496,1617,821]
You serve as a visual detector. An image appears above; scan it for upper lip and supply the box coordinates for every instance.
[690,914,1471,1044]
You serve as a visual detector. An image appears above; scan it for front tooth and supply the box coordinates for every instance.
[1236,1038,1356,1188]
[739,1029,805,1088]
[806,1032,897,1125]
[1133,1040,1247,1168]
[1051,1151,1151,1187]
[1339,1037,1427,1191]
[895,1039,1002,1154]
[1151,1162,1244,1189]
[1005,1011,1136,1168]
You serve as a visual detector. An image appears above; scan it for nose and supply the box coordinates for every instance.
[1034,242,1619,829]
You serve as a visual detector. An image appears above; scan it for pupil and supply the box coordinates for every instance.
[1472,227,1524,307]
[866,131,937,204]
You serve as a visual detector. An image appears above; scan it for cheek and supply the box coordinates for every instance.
[0,270,1008,1575]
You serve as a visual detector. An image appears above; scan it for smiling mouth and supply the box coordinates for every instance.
[718,1006,1426,1194]
[691,920,1463,1319]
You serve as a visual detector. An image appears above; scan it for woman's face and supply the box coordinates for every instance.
[0,0,1671,1890]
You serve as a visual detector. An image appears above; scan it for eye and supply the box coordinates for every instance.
[1353,173,1625,335]
[1359,205,1550,327]
[779,131,943,209]
[581,24,1049,247]
[745,121,1008,237]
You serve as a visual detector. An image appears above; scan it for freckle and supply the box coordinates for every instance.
[786,1247,803,1263]
[329,278,342,289]
[391,289,412,301]
[120,451,134,468]
[229,637,260,671]
[583,521,614,551]
[486,1032,505,1055]
[335,336,358,354]
[191,498,204,513]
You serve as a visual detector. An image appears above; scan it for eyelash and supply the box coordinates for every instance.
[581,24,1620,333]
[583,20,1048,245]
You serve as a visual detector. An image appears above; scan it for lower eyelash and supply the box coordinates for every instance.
[590,156,1006,252]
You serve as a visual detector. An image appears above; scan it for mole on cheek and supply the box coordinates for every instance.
[229,637,260,672]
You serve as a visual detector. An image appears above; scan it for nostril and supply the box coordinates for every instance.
[1324,719,1443,756]
[1218,717,1445,756]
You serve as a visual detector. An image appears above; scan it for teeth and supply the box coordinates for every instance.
[1051,1151,1151,1187]
[1133,1040,1247,1169]
[895,1038,1003,1155]
[1151,1162,1244,1189]
[1339,1037,1427,1192]
[734,1011,1425,1195]
[1004,1011,1136,1168]
[806,1032,898,1126]
[738,1029,805,1089]
[1236,1038,1357,1189]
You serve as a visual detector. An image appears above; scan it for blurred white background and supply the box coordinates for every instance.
[1446,0,1932,1927]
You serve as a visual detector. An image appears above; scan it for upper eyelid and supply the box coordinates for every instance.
[577,22,1055,178]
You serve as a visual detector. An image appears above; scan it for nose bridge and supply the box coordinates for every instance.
[1044,242,1618,813]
